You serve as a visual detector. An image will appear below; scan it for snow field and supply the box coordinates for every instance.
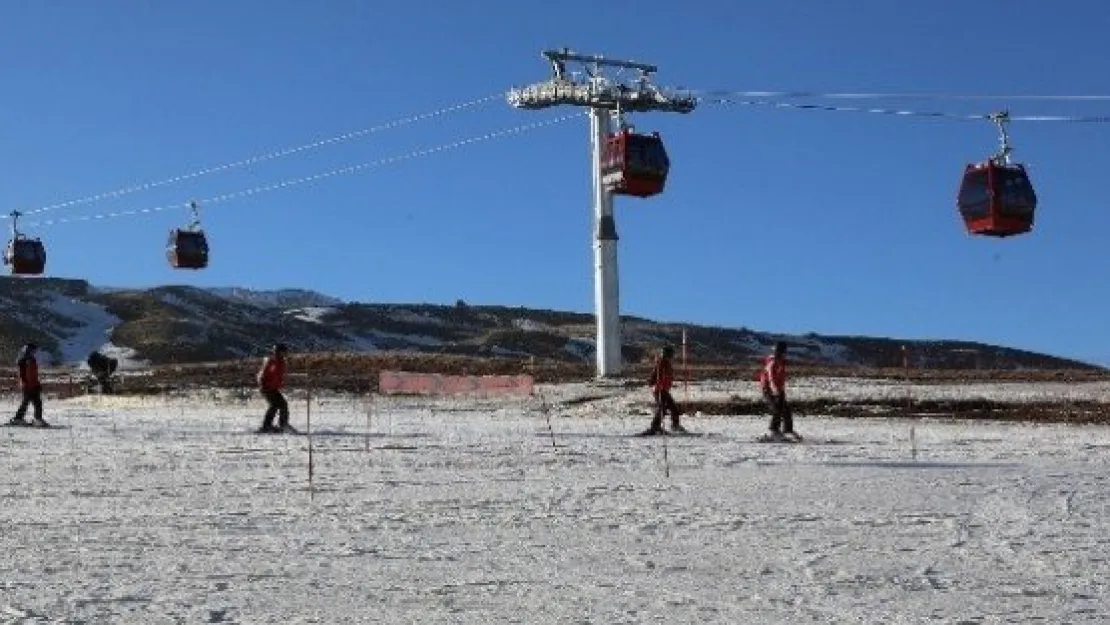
[0,379,1108,623]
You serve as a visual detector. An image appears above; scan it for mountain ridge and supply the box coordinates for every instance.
[0,277,1099,371]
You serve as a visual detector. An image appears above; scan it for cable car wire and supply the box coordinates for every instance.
[14,88,1105,224]
[691,89,1110,102]
[12,93,504,220]
[701,97,1110,123]
[24,112,582,229]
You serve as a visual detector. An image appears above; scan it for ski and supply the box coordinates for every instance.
[756,432,803,444]
[2,421,66,430]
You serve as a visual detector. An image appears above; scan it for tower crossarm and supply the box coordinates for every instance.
[508,48,697,114]
[508,80,697,113]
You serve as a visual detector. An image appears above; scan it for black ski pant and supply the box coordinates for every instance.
[261,389,289,429]
[96,373,113,394]
[15,387,43,422]
[764,390,793,433]
[650,389,683,430]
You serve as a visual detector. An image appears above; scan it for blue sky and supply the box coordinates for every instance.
[1,1,1108,365]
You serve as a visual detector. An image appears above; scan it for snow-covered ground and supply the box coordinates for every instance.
[1,378,1109,623]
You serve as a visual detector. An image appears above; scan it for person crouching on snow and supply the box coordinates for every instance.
[87,350,118,394]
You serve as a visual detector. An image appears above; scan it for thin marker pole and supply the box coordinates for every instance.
[682,328,689,404]
[306,374,315,498]
[663,437,670,478]
[365,394,373,456]
[902,344,910,416]
[539,392,556,449]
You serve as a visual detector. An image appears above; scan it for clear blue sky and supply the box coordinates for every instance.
[1,1,1108,365]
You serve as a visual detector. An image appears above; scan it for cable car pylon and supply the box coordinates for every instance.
[508,48,696,378]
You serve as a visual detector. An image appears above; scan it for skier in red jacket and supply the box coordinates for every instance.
[257,343,294,433]
[758,341,798,439]
[643,345,687,435]
[10,342,47,427]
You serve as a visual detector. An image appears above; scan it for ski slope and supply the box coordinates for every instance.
[1,378,1108,623]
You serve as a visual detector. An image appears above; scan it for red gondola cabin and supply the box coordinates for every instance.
[3,235,46,276]
[601,128,671,198]
[957,161,1037,237]
[167,228,209,270]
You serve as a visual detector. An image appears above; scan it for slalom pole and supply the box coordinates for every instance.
[663,435,670,478]
[682,328,689,404]
[903,345,918,460]
[902,344,910,415]
[306,373,315,499]
[539,391,556,449]
[365,393,373,457]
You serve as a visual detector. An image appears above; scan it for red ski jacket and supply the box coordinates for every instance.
[258,355,286,391]
[758,354,786,395]
[652,357,674,393]
[18,356,39,390]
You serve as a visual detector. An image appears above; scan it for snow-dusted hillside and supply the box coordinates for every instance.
[203,287,344,309]
[0,277,1100,370]
[0,280,148,369]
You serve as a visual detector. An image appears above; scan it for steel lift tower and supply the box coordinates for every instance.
[508,48,696,378]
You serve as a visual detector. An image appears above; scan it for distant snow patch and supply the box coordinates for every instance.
[372,330,444,348]
[205,287,343,309]
[491,346,532,358]
[75,342,150,371]
[335,330,379,352]
[786,335,853,365]
[39,293,150,368]
[513,318,550,332]
[158,292,210,320]
[389,309,447,327]
[287,307,337,324]
[563,338,594,361]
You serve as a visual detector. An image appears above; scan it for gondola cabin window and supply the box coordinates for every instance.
[957,167,991,220]
[997,167,1037,216]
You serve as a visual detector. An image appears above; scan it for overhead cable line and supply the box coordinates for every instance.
[691,89,1110,102]
[15,93,504,220]
[701,97,1110,123]
[25,113,582,229]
